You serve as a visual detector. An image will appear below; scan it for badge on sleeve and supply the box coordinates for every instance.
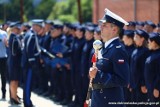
[118,59,124,64]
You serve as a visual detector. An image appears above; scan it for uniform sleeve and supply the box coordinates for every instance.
[106,48,129,87]
[94,48,130,88]
[140,51,150,86]
[27,36,36,62]
[154,61,160,90]
[12,37,19,56]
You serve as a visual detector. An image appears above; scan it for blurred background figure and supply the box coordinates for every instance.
[154,23,160,33]
[145,33,160,105]
[122,30,135,107]
[126,21,136,30]
[8,22,22,105]
[135,21,144,30]
[93,27,102,41]
[130,29,150,106]
[0,27,8,100]
[143,20,156,33]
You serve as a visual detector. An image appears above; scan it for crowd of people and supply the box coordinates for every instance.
[0,11,160,107]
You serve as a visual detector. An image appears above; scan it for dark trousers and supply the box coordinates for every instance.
[62,67,72,100]
[0,58,7,95]
[23,64,38,107]
[82,74,89,103]
[131,87,148,107]
[75,72,83,105]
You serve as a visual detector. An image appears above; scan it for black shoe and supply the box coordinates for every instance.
[49,94,56,99]
[10,98,21,105]
[68,101,77,107]
[53,96,64,102]
[42,91,52,97]
[2,94,5,99]
[60,99,70,105]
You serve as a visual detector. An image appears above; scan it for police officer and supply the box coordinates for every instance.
[143,20,156,33]
[93,27,102,41]
[155,23,160,33]
[22,19,42,107]
[135,21,144,30]
[80,26,94,106]
[144,32,160,105]
[122,30,135,106]
[0,28,8,99]
[126,21,136,31]
[67,25,86,107]
[8,22,22,104]
[89,8,130,107]
[47,24,68,102]
[58,23,73,105]
[130,29,150,106]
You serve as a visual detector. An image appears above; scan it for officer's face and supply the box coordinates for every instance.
[63,26,69,34]
[94,32,101,40]
[51,29,61,38]
[143,25,153,33]
[134,34,144,47]
[100,22,117,42]
[85,31,93,41]
[11,27,20,35]
[148,39,158,50]
[75,29,83,39]
[32,24,42,33]
[44,24,52,32]
[122,35,133,46]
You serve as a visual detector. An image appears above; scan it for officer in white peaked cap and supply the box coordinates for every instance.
[89,8,129,107]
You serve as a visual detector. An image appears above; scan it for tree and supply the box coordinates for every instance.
[48,0,92,23]
[34,0,55,19]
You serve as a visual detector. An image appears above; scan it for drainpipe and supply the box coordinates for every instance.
[134,0,137,21]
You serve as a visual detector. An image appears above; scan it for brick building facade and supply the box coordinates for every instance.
[93,0,160,24]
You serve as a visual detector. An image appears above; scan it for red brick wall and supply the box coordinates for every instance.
[93,0,160,24]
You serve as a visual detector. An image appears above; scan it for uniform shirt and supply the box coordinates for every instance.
[104,37,119,48]
[0,29,7,58]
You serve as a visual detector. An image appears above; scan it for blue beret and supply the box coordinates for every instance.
[127,21,136,26]
[86,26,95,32]
[64,23,72,29]
[136,21,144,26]
[99,8,129,28]
[135,29,149,40]
[94,27,101,33]
[149,32,160,45]
[45,20,54,25]
[145,20,156,28]
[124,30,134,38]
[51,24,63,30]
[76,25,85,32]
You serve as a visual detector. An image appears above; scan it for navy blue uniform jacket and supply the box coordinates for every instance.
[145,49,160,94]
[91,38,129,107]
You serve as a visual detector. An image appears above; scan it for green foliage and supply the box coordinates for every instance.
[81,0,92,22]
[48,0,92,23]
[2,0,21,21]
[0,0,92,23]
[34,0,55,19]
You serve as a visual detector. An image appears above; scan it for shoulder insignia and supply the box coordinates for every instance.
[116,45,121,48]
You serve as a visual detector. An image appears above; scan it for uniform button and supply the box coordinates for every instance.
[104,96,106,99]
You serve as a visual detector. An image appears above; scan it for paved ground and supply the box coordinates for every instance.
[0,84,65,107]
